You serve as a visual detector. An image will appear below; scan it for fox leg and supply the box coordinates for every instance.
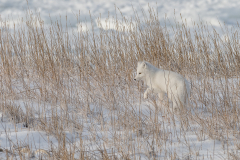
[144,88,151,99]
[158,91,165,101]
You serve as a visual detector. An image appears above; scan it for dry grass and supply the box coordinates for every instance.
[0,7,240,159]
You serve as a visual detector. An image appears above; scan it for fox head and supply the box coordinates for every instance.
[134,61,148,81]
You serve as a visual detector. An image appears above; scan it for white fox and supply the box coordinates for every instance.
[134,61,190,111]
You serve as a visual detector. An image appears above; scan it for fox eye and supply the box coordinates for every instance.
[139,73,141,74]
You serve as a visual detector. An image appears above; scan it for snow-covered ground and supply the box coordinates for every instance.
[1,0,240,31]
[0,76,239,159]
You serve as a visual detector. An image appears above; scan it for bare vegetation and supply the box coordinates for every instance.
[0,7,240,159]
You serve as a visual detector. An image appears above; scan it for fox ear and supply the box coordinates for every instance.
[143,62,147,69]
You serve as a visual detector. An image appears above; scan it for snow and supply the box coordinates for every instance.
[0,77,239,159]
[1,0,240,30]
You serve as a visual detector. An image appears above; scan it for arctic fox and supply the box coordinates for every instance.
[134,61,190,110]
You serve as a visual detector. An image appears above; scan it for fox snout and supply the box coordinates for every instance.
[134,76,138,81]
[134,75,140,81]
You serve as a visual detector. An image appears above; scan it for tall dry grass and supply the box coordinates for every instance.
[0,7,240,159]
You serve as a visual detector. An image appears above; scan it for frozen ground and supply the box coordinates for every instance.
[0,98,237,159]
[1,0,240,31]
[0,77,239,159]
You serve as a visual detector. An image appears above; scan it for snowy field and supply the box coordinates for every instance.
[1,0,240,159]
[1,0,240,31]
[0,76,240,159]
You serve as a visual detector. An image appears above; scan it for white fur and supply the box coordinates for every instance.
[134,61,190,110]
